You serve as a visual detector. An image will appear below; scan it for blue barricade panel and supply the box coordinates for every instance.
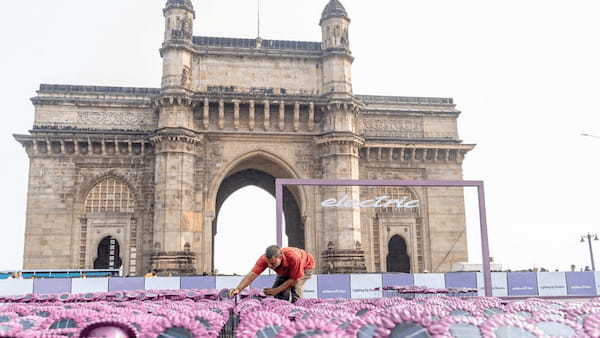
[566,271,596,296]
[445,272,477,289]
[507,272,539,297]
[180,276,216,290]
[317,274,350,299]
[33,279,72,294]
[109,277,145,292]
[251,275,277,289]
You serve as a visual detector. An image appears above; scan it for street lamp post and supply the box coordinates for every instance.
[580,133,599,271]
[580,233,599,271]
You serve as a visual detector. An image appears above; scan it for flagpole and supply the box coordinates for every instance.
[257,0,261,38]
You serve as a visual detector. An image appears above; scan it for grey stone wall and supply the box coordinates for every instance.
[15,0,475,275]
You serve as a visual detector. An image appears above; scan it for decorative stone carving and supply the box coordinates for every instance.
[181,66,191,87]
[341,28,349,47]
[361,117,424,138]
[34,111,157,130]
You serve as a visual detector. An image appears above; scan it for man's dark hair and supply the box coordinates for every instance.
[265,245,281,259]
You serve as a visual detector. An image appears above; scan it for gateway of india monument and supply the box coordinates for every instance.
[14,0,475,276]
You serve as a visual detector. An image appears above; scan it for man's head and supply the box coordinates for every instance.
[265,245,282,269]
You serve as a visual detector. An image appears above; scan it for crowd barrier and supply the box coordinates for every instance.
[0,271,598,298]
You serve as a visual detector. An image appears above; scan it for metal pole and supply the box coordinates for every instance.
[478,183,493,297]
[275,181,283,247]
[587,234,596,271]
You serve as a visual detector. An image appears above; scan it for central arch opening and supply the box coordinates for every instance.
[212,164,305,275]
[214,186,288,275]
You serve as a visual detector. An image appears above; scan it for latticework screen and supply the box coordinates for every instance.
[84,178,135,213]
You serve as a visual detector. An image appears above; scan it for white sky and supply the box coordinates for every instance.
[1,0,599,274]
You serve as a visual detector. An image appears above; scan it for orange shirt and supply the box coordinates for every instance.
[251,247,315,280]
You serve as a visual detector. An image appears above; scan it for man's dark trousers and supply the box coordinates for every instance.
[271,270,313,303]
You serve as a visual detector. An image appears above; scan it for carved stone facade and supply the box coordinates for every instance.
[15,0,474,276]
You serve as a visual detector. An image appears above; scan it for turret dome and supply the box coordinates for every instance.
[165,0,194,12]
[320,0,349,25]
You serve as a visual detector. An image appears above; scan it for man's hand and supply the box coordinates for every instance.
[263,288,278,296]
[229,288,240,298]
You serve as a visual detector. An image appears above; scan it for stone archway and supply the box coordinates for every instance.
[387,235,410,273]
[208,152,306,273]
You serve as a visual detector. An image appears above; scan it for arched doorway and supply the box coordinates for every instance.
[93,236,122,270]
[212,169,304,273]
[209,150,306,274]
[387,235,410,273]
[214,186,289,274]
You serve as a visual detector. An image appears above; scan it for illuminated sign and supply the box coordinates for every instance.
[320,195,419,209]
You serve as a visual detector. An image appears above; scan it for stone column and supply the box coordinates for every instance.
[233,100,240,130]
[151,97,202,275]
[218,99,225,130]
[317,101,366,273]
[293,102,300,132]
[264,100,270,130]
[309,102,315,131]
[203,98,210,129]
[249,100,256,131]
[278,101,285,131]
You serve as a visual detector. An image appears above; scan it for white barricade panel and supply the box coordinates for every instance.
[413,273,445,289]
[145,277,181,291]
[71,278,109,294]
[0,279,34,296]
[477,272,508,297]
[351,274,382,299]
[537,272,567,297]
[303,274,318,299]
[216,276,243,289]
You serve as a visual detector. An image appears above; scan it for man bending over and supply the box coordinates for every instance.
[229,245,315,303]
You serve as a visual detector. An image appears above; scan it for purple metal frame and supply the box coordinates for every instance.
[275,179,492,297]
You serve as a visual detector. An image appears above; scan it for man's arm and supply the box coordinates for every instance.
[229,271,259,297]
[265,252,302,296]
[264,278,297,296]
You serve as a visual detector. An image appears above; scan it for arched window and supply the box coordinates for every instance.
[387,235,410,273]
[84,178,135,213]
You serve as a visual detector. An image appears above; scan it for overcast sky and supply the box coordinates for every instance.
[1,0,599,274]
